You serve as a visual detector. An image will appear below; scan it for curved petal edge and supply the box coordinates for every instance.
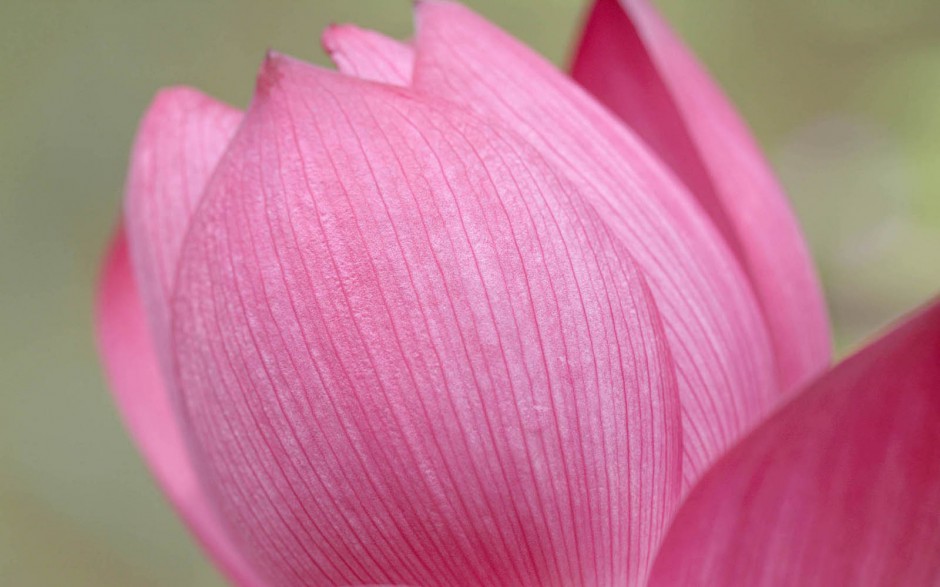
[648,297,940,587]
[124,86,241,364]
[95,228,269,587]
[572,0,831,391]
[170,52,682,587]
[409,0,777,493]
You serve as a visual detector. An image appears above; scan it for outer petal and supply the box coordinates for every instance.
[97,91,266,584]
[321,24,414,86]
[124,86,241,364]
[404,0,776,489]
[648,298,940,587]
[171,54,682,586]
[572,0,831,391]
[95,230,266,587]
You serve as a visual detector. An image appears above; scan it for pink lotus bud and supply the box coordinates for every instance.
[96,2,940,585]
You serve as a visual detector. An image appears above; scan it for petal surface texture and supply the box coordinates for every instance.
[372,0,777,488]
[97,92,267,585]
[97,231,267,587]
[572,0,831,391]
[124,87,242,361]
[171,54,682,586]
[321,24,414,86]
[648,299,940,587]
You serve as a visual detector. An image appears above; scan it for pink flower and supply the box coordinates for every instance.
[95,1,940,585]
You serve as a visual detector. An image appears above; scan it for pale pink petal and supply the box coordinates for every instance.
[322,24,414,86]
[98,89,267,584]
[95,229,268,587]
[648,298,940,587]
[124,86,241,367]
[406,0,776,489]
[572,0,831,391]
[170,53,682,586]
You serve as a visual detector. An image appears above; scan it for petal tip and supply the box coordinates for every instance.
[253,50,337,102]
[320,22,349,54]
[133,87,237,168]
[137,86,209,137]
[255,49,287,99]
[143,85,234,127]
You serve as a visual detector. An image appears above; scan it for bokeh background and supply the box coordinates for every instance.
[1,0,937,584]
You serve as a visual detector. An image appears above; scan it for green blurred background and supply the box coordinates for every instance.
[1,0,937,584]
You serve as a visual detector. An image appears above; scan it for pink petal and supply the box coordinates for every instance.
[403,0,776,489]
[572,0,831,391]
[170,53,682,586]
[321,24,414,86]
[648,298,940,586]
[98,89,267,584]
[95,229,267,587]
[124,86,241,367]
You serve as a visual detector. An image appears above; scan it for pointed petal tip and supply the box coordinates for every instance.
[320,23,415,86]
[255,49,288,99]
[256,49,331,101]
[321,22,352,53]
[254,49,342,102]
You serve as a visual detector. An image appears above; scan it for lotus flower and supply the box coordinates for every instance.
[95,1,940,585]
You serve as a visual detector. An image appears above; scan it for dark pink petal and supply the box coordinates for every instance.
[95,229,267,587]
[572,0,831,391]
[322,24,414,86]
[648,298,940,587]
[124,87,241,366]
[171,53,682,586]
[395,0,778,489]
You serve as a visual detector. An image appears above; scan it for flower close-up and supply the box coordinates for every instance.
[92,1,939,585]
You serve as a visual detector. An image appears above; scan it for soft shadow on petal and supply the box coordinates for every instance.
[648,298,940,587]
[95,229,268,587]
[406,0,776,490]
[572,0,831,391]
[171,53,682,586]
